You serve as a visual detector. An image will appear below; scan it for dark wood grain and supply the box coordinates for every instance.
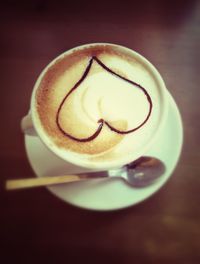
[1,1,200,263]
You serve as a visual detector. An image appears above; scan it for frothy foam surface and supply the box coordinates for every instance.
[34,45,163,165]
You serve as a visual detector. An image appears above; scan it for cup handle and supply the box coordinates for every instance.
[21,112,37,136]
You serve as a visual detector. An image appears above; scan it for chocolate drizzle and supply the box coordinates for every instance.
[56,56,153,142]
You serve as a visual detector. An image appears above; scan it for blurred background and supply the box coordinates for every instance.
[1,0,200,263]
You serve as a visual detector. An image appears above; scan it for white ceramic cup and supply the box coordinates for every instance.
[21,43,169,173]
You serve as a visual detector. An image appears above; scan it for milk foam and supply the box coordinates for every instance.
[58,69,150,135]
[35,45,164,166]
[82,71,150,128]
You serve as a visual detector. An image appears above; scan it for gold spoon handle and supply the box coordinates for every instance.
[5,175,84,190]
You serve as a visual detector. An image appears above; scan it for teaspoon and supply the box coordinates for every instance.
[5,156,165,190]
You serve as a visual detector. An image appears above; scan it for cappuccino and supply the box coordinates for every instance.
[33,44,166,167]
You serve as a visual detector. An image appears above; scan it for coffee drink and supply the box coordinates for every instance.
[33,44,166,167]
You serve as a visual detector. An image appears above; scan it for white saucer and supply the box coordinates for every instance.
[25,91,183,211]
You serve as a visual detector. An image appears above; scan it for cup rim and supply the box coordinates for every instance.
[30,42,169,170]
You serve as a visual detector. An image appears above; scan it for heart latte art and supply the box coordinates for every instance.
[56,56,152,142]
[35,45,162,164]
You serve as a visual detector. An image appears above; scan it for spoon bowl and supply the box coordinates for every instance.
[108,156,165,187]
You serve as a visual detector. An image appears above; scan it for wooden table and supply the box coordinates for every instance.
[1,1,200,263]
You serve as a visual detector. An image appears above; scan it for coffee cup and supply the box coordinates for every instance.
[22,43,169,172]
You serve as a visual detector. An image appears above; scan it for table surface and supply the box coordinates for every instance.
[1,1,200,263]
